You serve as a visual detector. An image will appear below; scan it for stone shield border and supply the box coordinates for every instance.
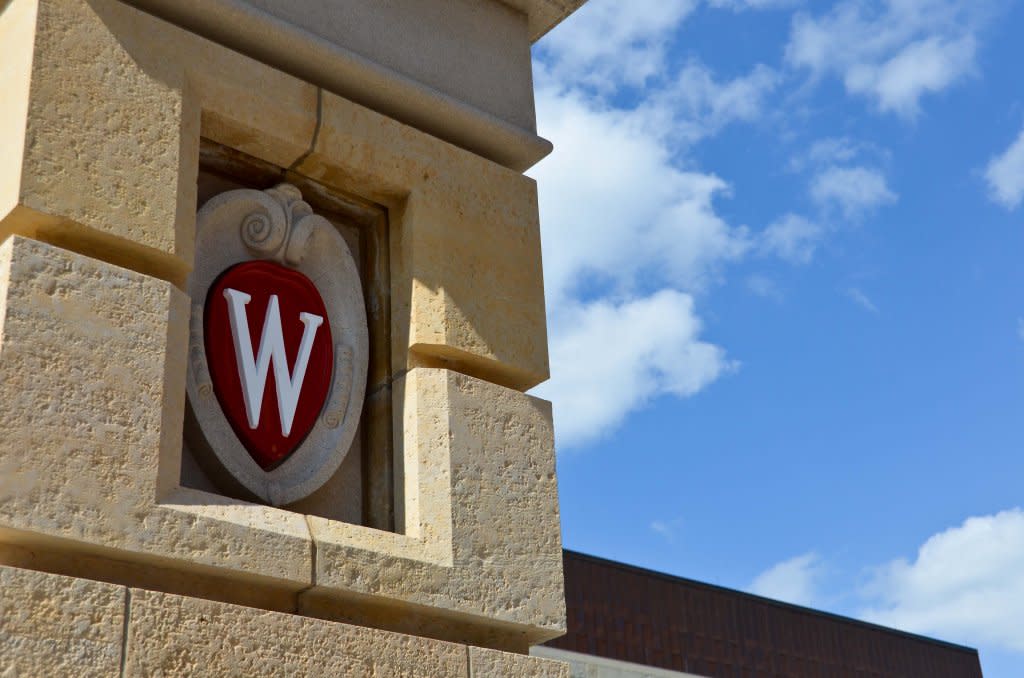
[185,183,369,506]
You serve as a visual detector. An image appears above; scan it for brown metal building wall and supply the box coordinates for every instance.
[547,551,983,678]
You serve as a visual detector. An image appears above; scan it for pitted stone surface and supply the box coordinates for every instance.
[0,0,563,647]
[125,588,468,677]
[306,368,565,644]
[470,647,570,678]
[298,90,550,390]
[8,0,192,262]
[0,236,311,587]
[1,0,322,274]
[4,0,549,387]
[0,565,125,678]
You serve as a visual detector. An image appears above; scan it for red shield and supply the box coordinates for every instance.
[205,261,334,470]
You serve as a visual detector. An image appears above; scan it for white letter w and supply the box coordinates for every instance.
[222,288,324,437]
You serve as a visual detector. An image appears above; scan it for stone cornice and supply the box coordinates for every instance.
[122,0,560,172]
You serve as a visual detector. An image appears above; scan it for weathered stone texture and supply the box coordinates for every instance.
[124,588,468,677]
[0,565,125,678]
[0,0,563,652]
[445,371,564,631]
[0,236,311,587]
[298,91,550,390]
[0,0,322,281]
[2,0,193,266]
[306,368,565,645]
[470,647,570,678]
[2,0,549,389]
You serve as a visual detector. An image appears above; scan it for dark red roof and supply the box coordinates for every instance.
[547,550,983,678]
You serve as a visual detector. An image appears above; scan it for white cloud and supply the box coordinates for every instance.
[846,287,879,313]
[811,165,897,217]
[861,508,1024,652]
[536,0,698,91]
[760,213,822,264]
[530,0,788,450]
[785,140,896,249]
[528,80,758,448]
[531,86,752,309]
[535,291,735,449]
[785,0,993,118]
[985,126,1024,210]
[750,552,824,607]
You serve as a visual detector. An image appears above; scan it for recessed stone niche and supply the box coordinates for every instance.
[180,140,397,531]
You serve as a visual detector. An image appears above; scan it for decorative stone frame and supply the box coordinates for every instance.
[0,0,562,651]
[185,183,369,506]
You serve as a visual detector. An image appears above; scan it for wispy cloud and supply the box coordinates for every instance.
[846,287,879,313]
[536,0,698,93]
[811,166,897,218]
[785,0,996,118]
[760,213,823,264]
[648,62,780,146]
[651,517,685,542]
[790,136,888,173]
[985,125,1024,210]
[747,274,784,302]
[709,0,802,10]
[750,552,824,607]
[787,137,896,242]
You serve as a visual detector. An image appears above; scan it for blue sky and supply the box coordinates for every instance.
[528,1,1024,676]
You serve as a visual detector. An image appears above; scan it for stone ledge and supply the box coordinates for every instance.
[0,564,572,678]
[125,587,470,677]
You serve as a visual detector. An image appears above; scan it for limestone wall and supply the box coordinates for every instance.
[1,564,569,677]
[0,0,575,673]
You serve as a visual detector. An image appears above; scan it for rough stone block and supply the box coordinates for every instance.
[0,0,320,284]
[124,587,468,677]
[470,647,570,678]
[0,0,193,272]
[0,565,125,678]
[0,236,311,589]
[303,368,565,647]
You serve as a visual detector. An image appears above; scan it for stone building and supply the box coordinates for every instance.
[1,0,583,674]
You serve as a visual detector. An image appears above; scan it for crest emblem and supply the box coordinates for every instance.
[185,184,368,505]
[206,260,333,470]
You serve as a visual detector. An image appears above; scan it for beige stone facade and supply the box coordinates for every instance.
[0,0,581,673]
[0,564,570,677]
